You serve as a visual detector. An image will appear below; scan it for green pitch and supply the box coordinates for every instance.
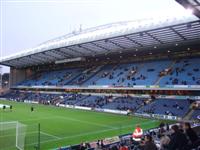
[0,100,165,150]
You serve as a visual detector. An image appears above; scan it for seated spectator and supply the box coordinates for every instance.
[166,123,169,131]
[184,122,200,149]
[140,135,157,150]
[119,143,128,150]
[159,126,166,135]
[95,139,105,150]
[132,124,143,141]
[178,123,184,133]
[159,134,170,150]
[95,142,101,150]
[79,143,86,150]
[168,125,188,150]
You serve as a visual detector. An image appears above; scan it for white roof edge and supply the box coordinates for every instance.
[0,15,198,63]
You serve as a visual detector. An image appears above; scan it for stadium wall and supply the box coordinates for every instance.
[9,68,33,87]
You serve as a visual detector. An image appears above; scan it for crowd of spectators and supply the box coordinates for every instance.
[2,91,195,118]
[3,91,146,112]
[58,122,200,150]
[102,96,145,112]
[160,59,200,85]
[17,58,200,87]
[137,99,190,117]
[69,66,100,85]
[76,95,110,108]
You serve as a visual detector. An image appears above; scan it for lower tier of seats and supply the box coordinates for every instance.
[1,91,196,119]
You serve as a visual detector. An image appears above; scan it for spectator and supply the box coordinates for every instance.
[119,143,128,150]
[159,134,170,150]
[166,123,169,131]
[184,122,200,149]
[140,135,157,150]
[10,105,12,111]
[3,105,6,111]
[132,124,143,141]
[168,125,188,150]
[100,139,104,148]
[95,141,102,150]
[159,122,165,135]
[178,123,184,133]
[79,143,86,150]
[31,106,34,112]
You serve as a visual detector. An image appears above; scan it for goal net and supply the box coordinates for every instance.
[0,121,26,150]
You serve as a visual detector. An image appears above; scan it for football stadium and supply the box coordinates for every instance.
[0,0,200,150]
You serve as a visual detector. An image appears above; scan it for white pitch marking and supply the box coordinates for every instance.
[55,115,116,129]
[28,120,156,146]
[40,131,61,140]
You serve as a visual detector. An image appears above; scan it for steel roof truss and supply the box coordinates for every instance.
[81,43,106,52]
[37,53,55,62]
[43,52,60,60]
[22,57,41,64]
[29,55,48,63]
[46,51,66,59]
[60,48,80,57]
[90,42,110,52]
[66,47,86,55]
[107,39,126,49]
[170,27,187,40]
[53,49,72,58]
[78,45,97,53]
[145,32,164,44]
[123,36,143,47]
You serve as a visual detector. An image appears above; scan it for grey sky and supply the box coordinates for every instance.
[0,0,192,73]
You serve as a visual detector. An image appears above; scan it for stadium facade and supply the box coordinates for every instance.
[1,16,200,87]
[1,1,200,149]
[1,0,200,120]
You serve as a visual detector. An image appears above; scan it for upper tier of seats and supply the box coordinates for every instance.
[19,68,83,86]
[159,58,200,85]
[17,57,200,86]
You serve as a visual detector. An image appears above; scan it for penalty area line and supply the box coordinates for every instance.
[28,120,156,146]
[40,131,61,140]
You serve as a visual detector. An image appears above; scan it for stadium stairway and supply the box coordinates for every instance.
[80,65,106,85]
[121,63,144,86]
[132,63,144,79]
[105,64,119,77]
[68,94,91,105]
[63,72,83,85]
[67,66,104,85]
[184,109,195,120]
[83,64,119,86]
[133,99,146,112]
[58,94,89,105]
[183,102,196,120]
[154,60,176,85]
[135,97,156,113]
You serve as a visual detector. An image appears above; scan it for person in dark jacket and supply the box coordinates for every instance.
[31,106,34,112]
[140,135,157,150]
[79,143,86,150]
[168,125,188,150]
[2,105,6,111]
[10,105,13,111]
[184,122,200,149]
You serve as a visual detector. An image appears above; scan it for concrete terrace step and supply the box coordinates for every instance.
[154,60,176,85]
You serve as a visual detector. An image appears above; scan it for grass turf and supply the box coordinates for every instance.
[0,100,165,150]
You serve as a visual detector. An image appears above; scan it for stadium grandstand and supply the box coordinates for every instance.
[0,0,200,150]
